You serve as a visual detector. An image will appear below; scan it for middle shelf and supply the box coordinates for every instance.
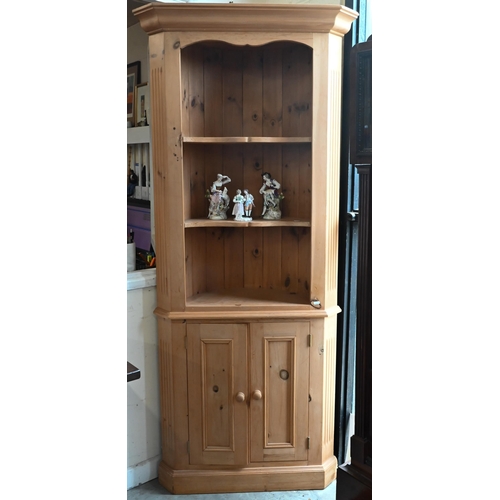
[183,136,312,144]
[184,217,310,228]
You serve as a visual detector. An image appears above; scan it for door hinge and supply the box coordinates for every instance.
[306,437,310,449]
[308,334,313,347]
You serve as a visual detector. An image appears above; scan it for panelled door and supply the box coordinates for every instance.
[249,322,310,462]
[187,323,248,465]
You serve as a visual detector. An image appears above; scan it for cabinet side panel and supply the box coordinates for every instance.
[322,316,337,463]
[324,35,343,307]
[262,45,283,137]
[158,319,189,468]
[307,317,337,465]
[311,33,344,309]
[243,47,263,137]
[162,32,187,311]
[149,33,170,310]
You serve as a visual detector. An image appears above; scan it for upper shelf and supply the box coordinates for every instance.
[183,136,312,144]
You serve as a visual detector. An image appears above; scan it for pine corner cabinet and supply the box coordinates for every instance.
[133,3,358,495]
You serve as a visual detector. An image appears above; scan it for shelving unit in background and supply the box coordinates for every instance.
[127,125,155,252]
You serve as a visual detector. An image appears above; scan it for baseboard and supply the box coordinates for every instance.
[127,455,162,490]
[158,456,337,495]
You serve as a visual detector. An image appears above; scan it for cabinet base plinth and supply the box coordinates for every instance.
[158,457,337,495]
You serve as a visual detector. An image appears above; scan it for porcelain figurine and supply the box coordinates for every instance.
[243,189,255,219]
[259,172,284,219]
[207,174,231,219]
[232,189,245,221]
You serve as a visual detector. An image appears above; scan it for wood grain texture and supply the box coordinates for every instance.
[141,3,358,493]
[134,3,358,36]
[158,456,338,495]
[187,323,248,466]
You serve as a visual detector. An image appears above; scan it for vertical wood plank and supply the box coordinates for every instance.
[187,227,207,298]
[224,227,244,289]
[263,45,283,137]
[243,144,265,219]
[297,144,312,296]
[223,144,244,288]
[282,144,300,219]
[185,44,205,137]
[187,143,206,219]
[298,227,311,296]
[281,144,300,293]
[222,48,243,137]
[243,227,263,289]
[206,227,225,292]
[243,47,263,137]
[204,46,223,137]
[282,44,313,137]
[262,227,282,290]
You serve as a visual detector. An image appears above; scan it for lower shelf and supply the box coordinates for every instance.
[162,288,335,320]
[158,457,337,495]
[187,287,309,308]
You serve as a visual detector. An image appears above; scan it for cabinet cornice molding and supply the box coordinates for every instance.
[133,3,358,36]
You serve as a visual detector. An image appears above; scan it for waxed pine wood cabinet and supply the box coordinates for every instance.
[133,3,357,495]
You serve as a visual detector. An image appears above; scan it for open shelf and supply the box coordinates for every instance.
[183,136,312,144]
[186,287,310,309]
[184,217,311,228]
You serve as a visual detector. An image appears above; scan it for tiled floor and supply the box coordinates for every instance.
[127,478,336,499]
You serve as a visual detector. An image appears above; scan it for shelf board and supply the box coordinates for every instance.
[127,125,151,144]
[184,288,313,312]
[182,136,311,144]
[185,217,311,228]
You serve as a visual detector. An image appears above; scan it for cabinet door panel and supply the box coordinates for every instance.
[187,323,248,465]
[250,322,309,462]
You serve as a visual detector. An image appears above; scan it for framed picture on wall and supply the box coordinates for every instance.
[135,82,150,127]
[127,61,141,126]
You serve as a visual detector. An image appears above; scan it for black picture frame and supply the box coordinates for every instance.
[349,36,372,165]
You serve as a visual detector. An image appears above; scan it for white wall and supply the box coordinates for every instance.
[127,22,149,84]
[127,283,160,489]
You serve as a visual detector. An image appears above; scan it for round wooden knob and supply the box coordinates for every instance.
[235,392,246,402]
[252,390,262,400]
